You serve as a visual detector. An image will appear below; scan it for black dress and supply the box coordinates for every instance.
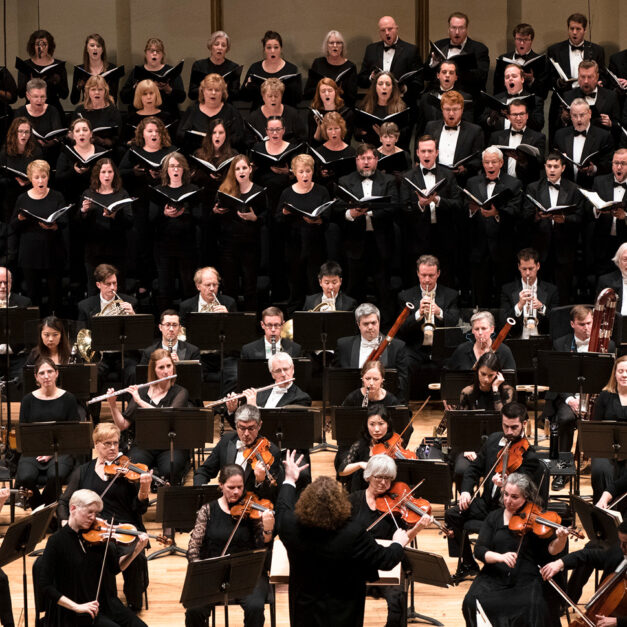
[120,64,185,118]
[241,60,302,108]
[306,105,355,146]
[70,62,121,104]
[122,110,174,146]
[13,105,64,164]
[304,57,358,106]
[188,57,241,102]
[176,102,245,152]
[0,146,41,227]
[462,508,553,627]
[245,104,305,147]
[17,58,68,117]
[71,104,123,149]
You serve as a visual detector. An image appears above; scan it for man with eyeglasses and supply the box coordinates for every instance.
[240,306,302,360]
[139,309,201,364]
[179,266,235,327]
[193,403,283,501]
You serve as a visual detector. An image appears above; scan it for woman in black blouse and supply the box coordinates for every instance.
[342,360,400,407]
[123,79,173,145]
[185,463,274,627]
[70,33,121,104]
[188,30,241,103]
[16,357,80,508]
[80,158,132,293]
[17,30,68,118]
[12,159,67,314]
[215,154,266,312]
[241,30,302,108]
[308,77,354,146]
[107,348,190,484]
[25,315,72,367]
[459,353,515,411]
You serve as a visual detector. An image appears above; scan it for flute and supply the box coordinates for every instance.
[204,379,295,409]
[87,375,177,404]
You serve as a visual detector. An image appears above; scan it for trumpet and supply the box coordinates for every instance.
[421,289,436,346]
[203,379,295,409]
[87,375,177,404]
[522,278,538,339]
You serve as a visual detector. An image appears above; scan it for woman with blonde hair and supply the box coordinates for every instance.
[123,79,172,145]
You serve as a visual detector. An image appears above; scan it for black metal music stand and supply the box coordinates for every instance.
[180,549,267,627]
[332,406,411,448]
[447,411,502,453]
[394,459,453,507]
[403,546,453,625]
[136,363,203,401]
[439,371,517,405]
[259,407,319,451]
[570,495,620,548]
[323,367,400,406]
[237,358,313,393]
[0,502,56,627]
[612,313,627,346]
[16,422,93,498]
[431,327,464,363]
[22,363,97,399]
[579,421,627,463]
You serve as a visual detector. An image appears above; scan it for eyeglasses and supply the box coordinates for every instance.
[509,112,527,117]
[271,367,292,374]
[99,441,119,448]
[372,475,392,482]
[236,424,259,432]
[263,323,282,329]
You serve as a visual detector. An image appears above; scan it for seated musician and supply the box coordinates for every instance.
[139,309,200,364]
[302,261,357,312]
[58,423,151,613]
[185,464,274,627]
[107,348,190,485]
[397,255,460,366]
[597,242,627,314]
[193,404,283,502]
[25,315,72,366]
[446,311,516,371]
[334,303,409,402]
[241,306,302,360]
[350,455,432,627]
[39,488,148,627]
[499,248,558,337]
[463,473,567,627]
[0,487,14,627]
[444,402,542,582]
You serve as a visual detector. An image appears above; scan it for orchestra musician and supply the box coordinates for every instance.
[15,357,80,508]
[446,311,516,371]
[349,454,432,627]
[597,242,627,314]
[106,348,190,485]
[185,464,274,627]
[462,472,567,627]
[444,402,542,582]
[0,487,13,627]
[139,309,201,365]
[179,266,236,325]
[0,267,32,380]
[342,360,400,408]
[302,261,357,312]
[276,449,420,627]
[25,315,72,367]
[38,488,148,627]
[58,423,152,614]
[334,303,409,402]
[499,248,558,337]
[241,306,302,360]
[193,404,282,502]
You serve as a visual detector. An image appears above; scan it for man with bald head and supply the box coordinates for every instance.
[358,15,423,103]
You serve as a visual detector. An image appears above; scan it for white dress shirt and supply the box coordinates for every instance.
[359,338,380,367]
[438,126,459,166]
[263,384,290,408]
[506,128,524,176]
[382,38,398,72]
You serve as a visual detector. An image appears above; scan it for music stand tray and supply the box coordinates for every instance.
[89,314,155,351]
[187,313,257,352]
[579,421,627,461]
[570,495,620,548]
[505,336,553,371]
[16,422,93,456]
[447,411,502,452]
[22,364,97,398]
[404,546,453,589]
[155,485,221,531]
[134,408,214,451]
[291,311,356,351]
[394,459,452,507]
[259,408,320,450]
[538,351,615,395]
[0,307,39,345]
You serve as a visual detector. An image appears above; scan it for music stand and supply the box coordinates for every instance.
[180,548,267,627]
[394,459,452,508]
[612,313,627,346]
[259,408,320,451]
[447,411,502,453]
[22,363,97,399]
[570,495,620,548]
[16,422,93,498]
[136,363,203,401]
[431,326,464,363]
[404,546,453,625]
[439,371,517,405]
[0,502,56,627]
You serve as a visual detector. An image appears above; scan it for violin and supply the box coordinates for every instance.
[242,437,277,485]
[374,481,452,537]
[371,433,417,460]
[494,438,530,476]
[509,502,584,540]
[81,517,172,546]
[229,492,274,520]
[103,455,168,486]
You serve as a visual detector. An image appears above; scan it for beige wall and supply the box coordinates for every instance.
[2,0,627,109]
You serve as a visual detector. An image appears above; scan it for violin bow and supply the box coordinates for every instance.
[95,515,116,604]
[469,441,512,506]
[513,470,547,560]
[366,479,425,531]
[221,494,253,556]
[609,489,627,510]
[385,396,430,455]
[539,567,595,627]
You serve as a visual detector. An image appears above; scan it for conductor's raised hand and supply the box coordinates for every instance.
[282,449,309,483]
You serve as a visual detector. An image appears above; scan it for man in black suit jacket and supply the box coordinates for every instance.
[493,23,550,98]
[589,150,627,277]
[193,404,282,501]
[138,309,201,364]
[426,11,490,96]
[464,146,522,307]
[0,267,32,379]
[337,144,398,324]
[399,134,463,286]
[178,266,236,327]
[425,90,484,188]
[302,261,357,312]
[553,99,614,190]
[358,15,423,105]
[597,242,627,314]
[500,248,558,337]
[523,153,585,304]
[397,255,459,365]
[240,306,302,360]
[334,303,409,402]
[609,49,627,87]
[489,100,546,188]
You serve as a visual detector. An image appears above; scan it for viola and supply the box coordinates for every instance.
[242,437,277,485]
[229,492,274,520]
[508,502,584,540]
[103,455,168,486]
[371,433,417,461]
[374,481,452,537]
[494,437,530,476]
[81,517,172,546]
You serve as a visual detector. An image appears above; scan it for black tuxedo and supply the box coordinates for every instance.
[489,127,546,187]
[178,293,237,327]
[563,86,621,131]
[334,334,408,402]
[302,292,357,312]
[275,483,405,627]
[523,177,584,303]
[8,293,31,307]
[256,383,311,408]
[553,125,614,189]
[610,49,627,80]
[547,40,606,83]
[193,431,282,500]
[589,174,627,275]
[597,270,624,312]
[358,38,423,102]
[139,339,201,365]
[464,171,522,305]
[416,88,474,134]
[499,278,559,336]
[424,119,484,185]
[428,37,490,95]
[76,293,137,322]
[493,50,550,98]
[240,337,302,360]
[479,90,545,134]
[396,284,459,355]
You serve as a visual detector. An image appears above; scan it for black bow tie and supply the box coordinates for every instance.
[514,53,529,61]
[486,177,500,185]
[586,91,597,98]
[444,125,459,131]
[510,130,524,136]
[384,43,396,51]
[570,43,584,52]
[574,129,587,137]
[548,181,560,190]
[615,182,627,189]
[359,173,373,181]
[449,44,462,51]
[422,167,437,176]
